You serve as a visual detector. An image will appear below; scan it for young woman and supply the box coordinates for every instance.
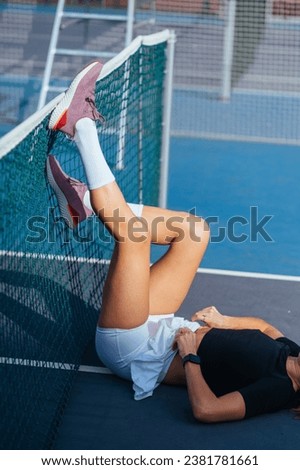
[47,61,300,421]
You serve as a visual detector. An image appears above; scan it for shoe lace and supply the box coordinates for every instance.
[85,97,104,122]
[67,177,81,187]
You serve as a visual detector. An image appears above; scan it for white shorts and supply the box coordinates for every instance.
[95,314,200,400]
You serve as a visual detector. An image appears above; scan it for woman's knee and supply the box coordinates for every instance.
[177,212,210,245]
[191,214,210,245]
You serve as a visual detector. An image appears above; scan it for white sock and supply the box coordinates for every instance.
[83,191,143,218]
[74,118,115,190]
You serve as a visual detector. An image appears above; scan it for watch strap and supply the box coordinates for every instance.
[182,353,201,367]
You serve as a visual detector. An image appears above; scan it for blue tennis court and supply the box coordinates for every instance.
[167,137,300,276]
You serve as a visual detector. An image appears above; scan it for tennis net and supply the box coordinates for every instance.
[0,29,174,449]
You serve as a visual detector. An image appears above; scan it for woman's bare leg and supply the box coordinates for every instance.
[81,187,210,319]
[97,201,209,328]
[96,199,210,328]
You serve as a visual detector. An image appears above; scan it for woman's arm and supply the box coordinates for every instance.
[175,329,246,423]
[184,362,245,423]
[191,306,284,339]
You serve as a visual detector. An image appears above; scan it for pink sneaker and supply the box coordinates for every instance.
[48,61,104,137]
[46,155,93,229]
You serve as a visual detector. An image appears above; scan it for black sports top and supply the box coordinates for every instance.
[197,328,300,418]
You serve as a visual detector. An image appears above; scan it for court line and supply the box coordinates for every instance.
[1,250,299,282]
[171,130,300,147]
[79,365,112,375]
[197,267,300,282]
[174,84,300,100]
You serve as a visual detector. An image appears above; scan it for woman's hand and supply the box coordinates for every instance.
[173,328,198,358]
[191,306,227,328]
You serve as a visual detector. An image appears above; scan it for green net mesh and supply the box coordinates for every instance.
[0,31,170,449]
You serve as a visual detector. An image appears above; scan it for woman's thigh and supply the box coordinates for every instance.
[98,236,151,329]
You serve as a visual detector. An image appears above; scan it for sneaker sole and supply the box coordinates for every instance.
[46,158,76,229]
[49,61,100,131]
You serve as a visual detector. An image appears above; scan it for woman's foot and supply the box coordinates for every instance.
[48,61,104,137]
[46,155,93,229]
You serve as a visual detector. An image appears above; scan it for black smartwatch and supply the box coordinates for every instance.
[182,354,201,367]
